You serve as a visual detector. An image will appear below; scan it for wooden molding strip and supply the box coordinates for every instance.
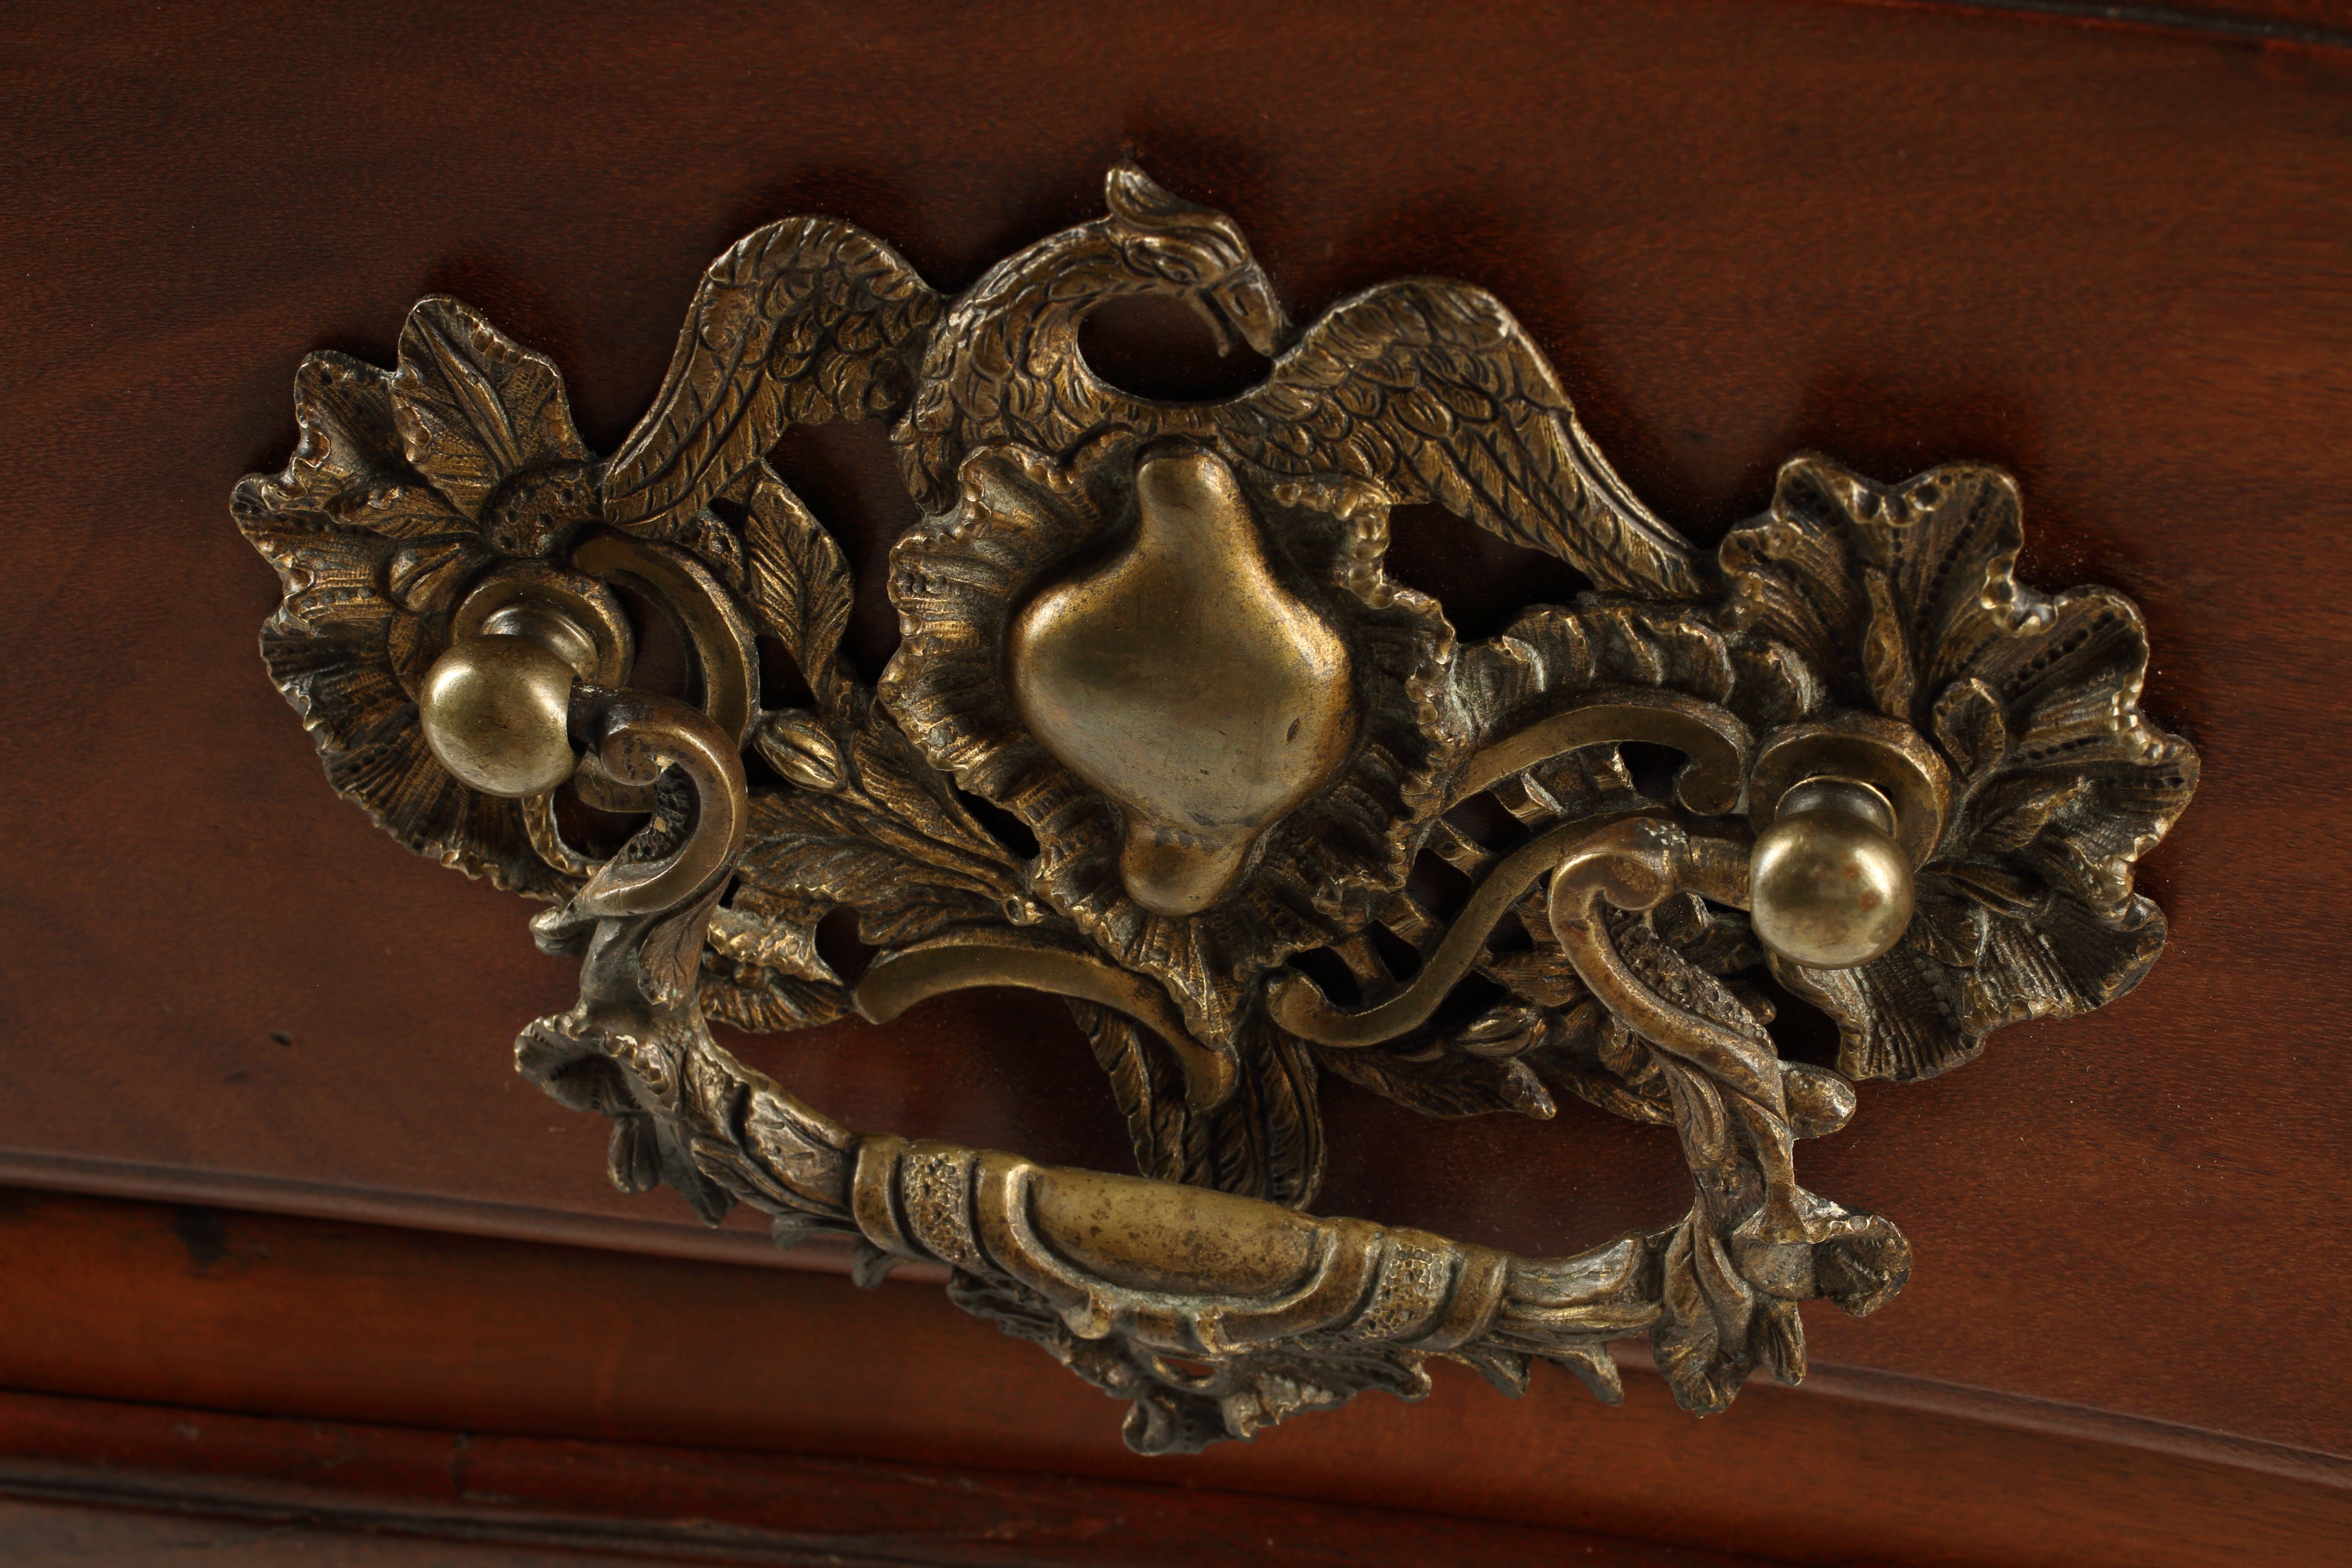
[0,1387,1766,1568]
[0,1148,936,1278]
[0,1185,2348,1565]
[0,1153,2339,1491]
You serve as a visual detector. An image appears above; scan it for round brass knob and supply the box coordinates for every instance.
[419,634,582,798]
[1749,778,1914,969]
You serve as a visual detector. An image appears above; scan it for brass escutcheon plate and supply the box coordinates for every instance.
[235,165,2198,1454]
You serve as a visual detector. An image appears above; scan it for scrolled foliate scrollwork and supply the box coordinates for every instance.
[1718,456,2197,1081]
[234,297,603,899]
[237,165,2194,1453]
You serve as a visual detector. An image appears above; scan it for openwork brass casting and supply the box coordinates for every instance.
[236,168,2198,1453]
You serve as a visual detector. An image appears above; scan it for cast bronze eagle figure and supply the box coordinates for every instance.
[603,164,1707,602]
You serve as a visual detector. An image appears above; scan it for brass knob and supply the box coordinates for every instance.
[419,634,582,798]
[1749,778,1914,970]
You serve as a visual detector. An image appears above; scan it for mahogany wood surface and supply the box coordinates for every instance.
[3,1186,2349,1568]
[0,1394,1763,1568]
[0,1396,1771,1568]
[3,0,2352,1504]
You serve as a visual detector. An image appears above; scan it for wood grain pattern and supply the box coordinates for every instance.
[0,1388,1765,1568]
[2,1187,2349,1567]
[0,0,2349,1477]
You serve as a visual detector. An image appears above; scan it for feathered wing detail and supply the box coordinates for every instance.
[1221,279,1709,602]
[891,223,1119,516]
[604,218,946,532]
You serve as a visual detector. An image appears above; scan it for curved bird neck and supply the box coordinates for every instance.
[931,218,1152,382]
[908,219,1186,461]
[894,216,1234,514]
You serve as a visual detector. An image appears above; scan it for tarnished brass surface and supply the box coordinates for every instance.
[1747,717,1950,870]
[451,567,634,689]
[573,530,760,747]
[854,931,1237,1109]
[1749,780,1915,969]
[419,634,582,799]
[1452,693,1749,815]
[236,167,2199,1453]
[566,687,749,919]
[1010,449,1359,916]
[1268,811,1663,1048]
[1547,819,1812,1244]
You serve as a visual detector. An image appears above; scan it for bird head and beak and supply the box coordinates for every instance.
[1190,263,1287,358]
[1104,163,1292,359]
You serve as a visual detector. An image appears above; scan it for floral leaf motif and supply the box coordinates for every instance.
[390,297,588,521]
[1315,889,1769,1137]
[753,710,849,793]
[251,352,469,539]
[1721,454,2198,1081]
[700,902,853,1035]
[715,464,1034,1031]
[1448,597,1811,776]
[1906,881,1991,968]
[1281,589,1770,1133]
[947,1270,1430,1456]
[641,883,725,1012]
[710,882,838,980]
[1068,1000,1190,1187]
[386,539,480,612]
[1454,601,1734,733]
[738,462,857,712]
[1859,566,1916,718]
[233,319,588,900]
[1210,1014,1324,1206]
[1071,1001,1325,1207]
[1308,587,1789,1134]
[1776,891,2172,1082]
[1311,991,1563,1124]
[1574,911,1913,1416]
[1652,1206,1756,1413]
[1651,1187,1911,1416]
[246,591,567,896]
[1317,1042,1558,1123]
[1970,772,2093,856]
[1504,899,1767,1133]
[518,992,863,1237]
[1930,677,2009,784]
[735,697,1032,951]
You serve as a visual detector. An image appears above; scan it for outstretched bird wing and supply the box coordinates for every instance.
[1219,279,1708,601]
[604,219,945,532]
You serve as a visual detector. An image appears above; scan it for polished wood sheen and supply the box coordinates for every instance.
[2,0,2351,1553]
[0,1188,2346,1567]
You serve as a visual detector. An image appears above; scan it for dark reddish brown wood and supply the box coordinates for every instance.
[1885,0,2352,43]
[1,1188,2347,1568]
[2,0,2350,1502]
[0,1387,1766,1568]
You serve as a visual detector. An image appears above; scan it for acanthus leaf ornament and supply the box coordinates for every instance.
[1717,456,2198,1081]
[236,165,2196,1452]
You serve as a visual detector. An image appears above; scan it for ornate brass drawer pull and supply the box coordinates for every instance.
[235,166,2196,1453]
